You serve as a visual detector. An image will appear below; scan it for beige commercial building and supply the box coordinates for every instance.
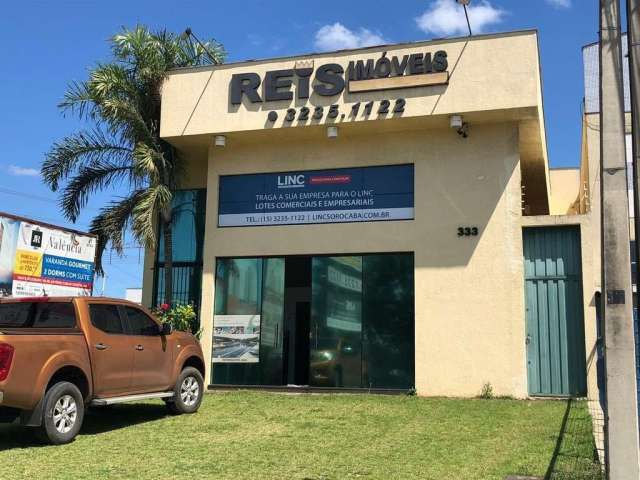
[142,30,602,400]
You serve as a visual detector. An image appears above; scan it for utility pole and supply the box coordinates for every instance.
[629,0,640,293]
[600,0,640,477]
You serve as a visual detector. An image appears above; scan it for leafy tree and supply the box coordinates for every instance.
[41,26,225,303]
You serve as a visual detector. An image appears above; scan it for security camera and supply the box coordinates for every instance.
[450,115,463,129]
[450,115,469,138]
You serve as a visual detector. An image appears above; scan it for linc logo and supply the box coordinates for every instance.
[277,174,305,189]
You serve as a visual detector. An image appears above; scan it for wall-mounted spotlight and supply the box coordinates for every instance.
[214,135,226,147]
[450,115,469,138]
[327,126,338,139]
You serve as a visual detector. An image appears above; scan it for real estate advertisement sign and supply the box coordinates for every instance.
[218,164,414,227]
[0,214,96,298]
[212,314,261,363]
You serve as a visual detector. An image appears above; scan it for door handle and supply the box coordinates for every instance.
[525,335,531,346]
[95,343,108,351]
[135,344,144,351]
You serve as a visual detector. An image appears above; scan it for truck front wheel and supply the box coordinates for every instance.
[37,381,85,445]
[166,367,204,415]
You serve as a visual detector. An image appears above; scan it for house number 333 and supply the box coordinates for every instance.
[457,227,479,237]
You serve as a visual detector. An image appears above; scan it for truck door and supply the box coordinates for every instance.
[122,306,173,393]
[85,303,134,397]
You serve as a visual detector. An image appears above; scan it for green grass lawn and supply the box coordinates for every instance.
[0,392,601,480]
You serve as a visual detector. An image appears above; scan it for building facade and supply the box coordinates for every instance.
[143,30,600,399]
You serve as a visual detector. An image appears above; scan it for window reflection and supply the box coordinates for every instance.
[260,258,285,385]
[212,253,415,390]
[154,189,206,308]
[157,190,206,263]
[362,255,415,389]
[214,259,262,315]
[311,257,363,388]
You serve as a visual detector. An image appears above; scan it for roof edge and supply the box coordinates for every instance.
[167,29,539,76]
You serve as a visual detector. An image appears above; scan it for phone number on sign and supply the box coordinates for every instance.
[240,211,393,225]
[245,213,307,224]
[267,99,407,123]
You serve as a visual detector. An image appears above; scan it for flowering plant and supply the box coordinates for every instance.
[153,303,201,340]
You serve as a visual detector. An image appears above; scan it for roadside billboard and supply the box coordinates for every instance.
[218,164,414,227]
[0,213,96,298]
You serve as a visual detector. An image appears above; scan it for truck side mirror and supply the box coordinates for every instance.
[160,323,173,336]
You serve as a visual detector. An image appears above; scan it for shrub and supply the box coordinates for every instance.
[153,303,202,340]
[479,382,494,400]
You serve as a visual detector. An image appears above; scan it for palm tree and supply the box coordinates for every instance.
[41,26,225,304]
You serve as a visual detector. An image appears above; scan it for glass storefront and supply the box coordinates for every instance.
[211,253,415,390]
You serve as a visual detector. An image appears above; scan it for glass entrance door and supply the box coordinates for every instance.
[212,257,285,385]
[260,258,285,384]
[310,257,363,388]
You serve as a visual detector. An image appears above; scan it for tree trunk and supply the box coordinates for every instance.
[162,214,173,305]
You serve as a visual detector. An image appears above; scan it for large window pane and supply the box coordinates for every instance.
[362,254,415,389]
[260,258,285,385]
[214,259,262,315]
[213,258,263,385]
[154,189,206,310]
[310,257,363,388]
[157,190,206,263]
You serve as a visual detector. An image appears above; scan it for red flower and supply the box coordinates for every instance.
[160,303,170,311]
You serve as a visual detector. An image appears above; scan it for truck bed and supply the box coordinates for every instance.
[0,329,91,411]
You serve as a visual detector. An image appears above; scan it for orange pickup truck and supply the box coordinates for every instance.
[0,296,205,444]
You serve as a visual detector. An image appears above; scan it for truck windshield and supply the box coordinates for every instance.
[0,302,77,328]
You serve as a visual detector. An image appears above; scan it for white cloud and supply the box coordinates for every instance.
[8,165,40,177]
[415,0,506,37]
[546,0,571,8]
[314,23,386,51]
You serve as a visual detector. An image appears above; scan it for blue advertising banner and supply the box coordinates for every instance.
[218,164,414,227]
[41,254,95,288]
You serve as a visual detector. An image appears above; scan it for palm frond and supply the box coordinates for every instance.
[89,191,147,274]
[59,80,97,119]
[100,97,156,145]
[42,129,133,191]
[89,63,138,101]
[61,162,136,222]
[133,142,163,182]
[131,184,172,247]
[112,25,154,64]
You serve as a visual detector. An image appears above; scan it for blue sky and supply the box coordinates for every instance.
[0,0,607,297]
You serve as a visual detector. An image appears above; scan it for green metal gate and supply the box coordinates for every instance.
[523,226,587,396]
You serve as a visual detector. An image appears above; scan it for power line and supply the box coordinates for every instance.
[0,186,57,203]
[0,186,102,213]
